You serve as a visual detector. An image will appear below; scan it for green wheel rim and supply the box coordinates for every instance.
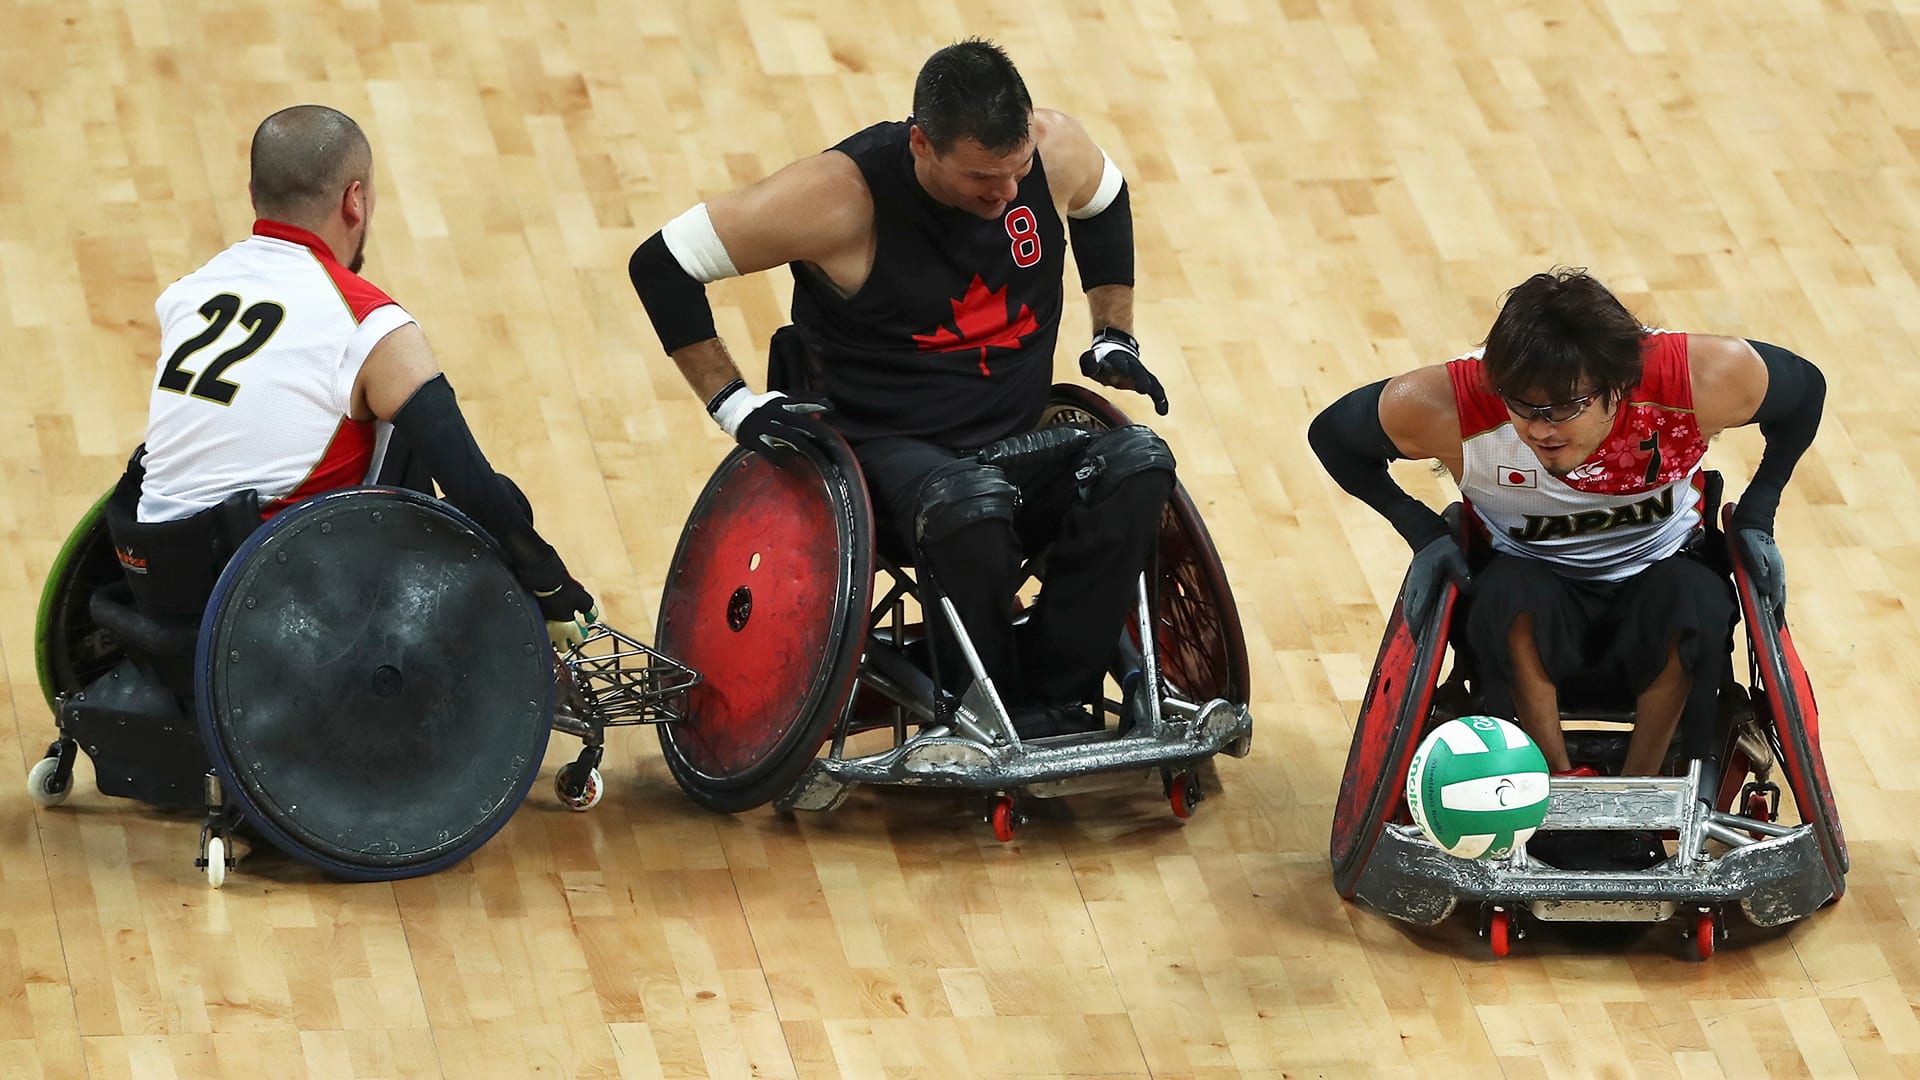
[34,488,116,712]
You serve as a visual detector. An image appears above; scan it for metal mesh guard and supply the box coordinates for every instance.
[561,624,700,726]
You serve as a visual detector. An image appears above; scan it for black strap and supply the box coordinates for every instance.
[1066,181,1134,292]
[629,230,719,355]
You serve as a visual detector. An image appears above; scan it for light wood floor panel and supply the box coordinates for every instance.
[6,0,1918,1076]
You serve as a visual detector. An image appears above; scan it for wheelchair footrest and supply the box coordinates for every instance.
[1541,771,1699,831]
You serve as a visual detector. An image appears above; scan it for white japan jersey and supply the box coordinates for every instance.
[1449,332,1709,582]
[138,220,415,522]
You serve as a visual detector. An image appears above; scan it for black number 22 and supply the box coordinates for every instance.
[158,293,286,405]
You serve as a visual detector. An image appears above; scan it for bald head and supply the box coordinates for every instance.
[249,105,372,226]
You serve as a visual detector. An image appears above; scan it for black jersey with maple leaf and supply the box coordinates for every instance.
[789,121,1065,449]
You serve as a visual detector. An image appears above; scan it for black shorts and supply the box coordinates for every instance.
[1464,552,1736,702]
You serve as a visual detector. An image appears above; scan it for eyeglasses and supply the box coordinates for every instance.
[1497,388,1599,424]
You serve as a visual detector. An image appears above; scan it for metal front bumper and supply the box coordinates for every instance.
[777,698,1254,812]
[1352,823,1836,928]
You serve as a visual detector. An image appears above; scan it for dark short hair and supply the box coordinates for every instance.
[1481,268,1646,404]
[249,105,372,223]
[911,39,1033,155]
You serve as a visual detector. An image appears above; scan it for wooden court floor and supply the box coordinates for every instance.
[3,0,1917,1075]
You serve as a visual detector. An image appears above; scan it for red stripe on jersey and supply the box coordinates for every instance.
[261,416,377,518]
[252,218,396,324]
[1634,332,1693,409]
[1447,358,1508,437]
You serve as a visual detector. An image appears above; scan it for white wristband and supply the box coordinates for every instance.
[712,384,785,437]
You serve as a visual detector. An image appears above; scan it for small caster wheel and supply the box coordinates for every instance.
[1693,909,1716,960]
[555,763,603,812]
[27,755,71,807]
[1489,908,1511,958]
[990,795,1018,843]
[1169,772,1202,819]
[206,836,227,889]
[1744,791,1770,821]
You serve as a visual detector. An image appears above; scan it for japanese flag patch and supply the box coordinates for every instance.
[1498,467,1537,489]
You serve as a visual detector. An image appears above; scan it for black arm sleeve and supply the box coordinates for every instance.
[628,231,719,354]
[1307,380,1451,551]
[1066,182,1134,292]
[1732,340,1826,531]
[389,374,573,591]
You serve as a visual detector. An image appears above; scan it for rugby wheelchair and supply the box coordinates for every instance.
[647,373,1254,839]
[30,465,695,886]
[1330,474,1845,958]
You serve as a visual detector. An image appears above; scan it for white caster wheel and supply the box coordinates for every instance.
[27,756,71,807]
[556,765,603,811]
[206,836,227,889]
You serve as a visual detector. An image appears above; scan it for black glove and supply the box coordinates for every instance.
[1735,528,1787,615]
[1403,534,1471,629]
[518,551,599,650]
[707,379,829,456]
[1731,486,1786,614]
[1078,327,1168,415]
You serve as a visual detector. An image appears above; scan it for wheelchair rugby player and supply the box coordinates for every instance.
[1311,268,1842,956]
[626,42,1253,834]
[29,106,604,885]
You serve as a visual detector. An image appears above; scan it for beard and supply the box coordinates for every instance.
[348,234,367,274]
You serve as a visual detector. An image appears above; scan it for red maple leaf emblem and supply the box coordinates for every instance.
[912,275,1039,375]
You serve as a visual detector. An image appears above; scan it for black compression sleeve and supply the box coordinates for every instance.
[1066,182,1134,292]
[628,231,719,354]
[1733,340,1826,531]
[1308,380,1451,551]
[389,374,571,589]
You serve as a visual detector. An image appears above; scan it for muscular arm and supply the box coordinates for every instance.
[1307,365,1463,551]
[1087,286,1132,336]
[353,321,439,422]
[631,153,874,404]
[1035,110,1134,335]
[351,324,589,611]
[1688,334,1769,438]
[1689,333,1826,533]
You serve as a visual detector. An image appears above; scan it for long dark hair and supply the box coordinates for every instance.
[1481,268,1645,403]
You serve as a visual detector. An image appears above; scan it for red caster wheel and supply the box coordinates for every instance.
[990,796,1018,843]
[1488,909,1511,958]
[1170,772,1202,819]
[1693,909,1717,960]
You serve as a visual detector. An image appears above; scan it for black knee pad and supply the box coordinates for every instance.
[914,460,1019,544]
[1074,425,1176,504]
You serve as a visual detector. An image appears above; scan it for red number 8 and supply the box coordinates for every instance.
[1005,206,1040,268]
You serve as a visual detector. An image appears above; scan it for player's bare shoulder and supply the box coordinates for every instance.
[1686,333,1767,437]
[1381,364,1466,473]
[704,149,875,278]
[1031,109,1104,210]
